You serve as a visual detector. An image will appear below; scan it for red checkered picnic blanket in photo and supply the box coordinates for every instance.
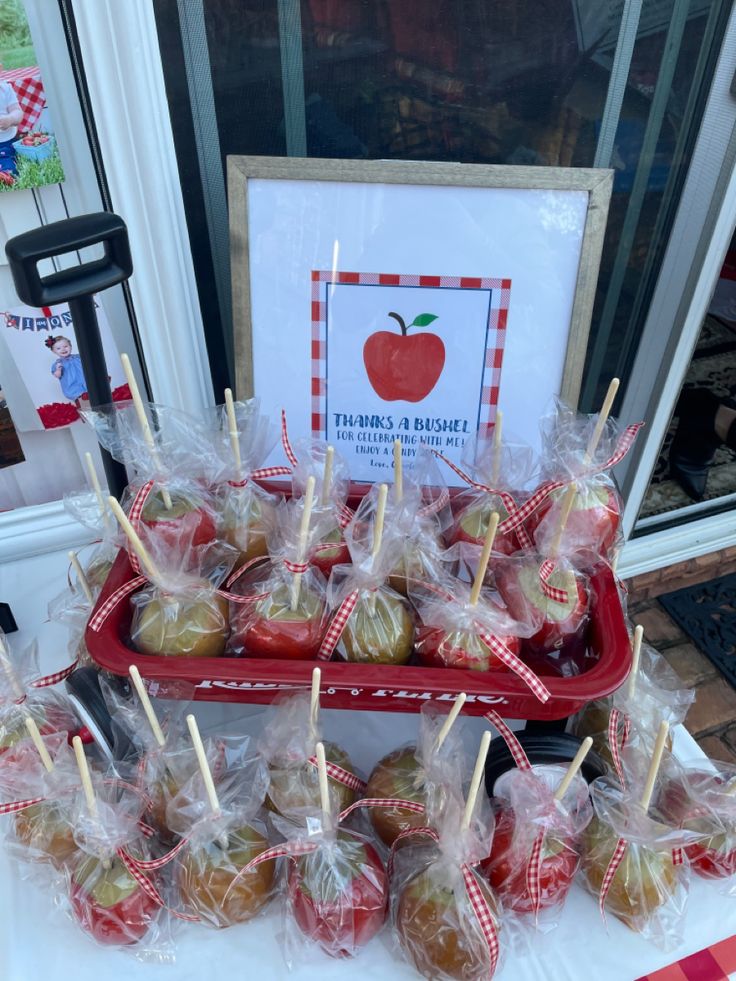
[0,67,46,133]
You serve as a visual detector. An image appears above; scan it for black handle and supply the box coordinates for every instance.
[5,213,133,499]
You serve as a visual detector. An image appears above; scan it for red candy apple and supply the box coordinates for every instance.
[311,527,351,579]
[659,774,736,880]
[139,489,217,549]
[232,582,325,660]
[498,561,588,658]
[527,483,621,556]
[415,625,520,672]
[363,312,445,403]
[70,855,158,946]
[288,830,388,956]
[449,498,519,557]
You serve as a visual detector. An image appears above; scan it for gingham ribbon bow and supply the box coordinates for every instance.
[538,559,570,604]
[307,756,367,793]
[317,588,363,661]
[475,628,551,703]
[0,795,46,815]
[608,707,631,787]
[226,408,297,485]
[483,710,532,770]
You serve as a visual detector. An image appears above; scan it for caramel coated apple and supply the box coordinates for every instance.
[450,498,518,556]
[267,741,357,817]
[14,802,77,867]
[342,589,414,665]
[365,746,427,846]
[132,587,229,658]
[220,490,275,568]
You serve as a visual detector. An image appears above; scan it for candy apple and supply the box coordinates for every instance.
[0,702,77,761]
[397,864,499,980]
[342,589,414,665]
[363,312,445,403]
[658,773,736,880]
[527,483,620,556]
[481,805,577,913]
[178,825,276,927]
[582,816,677,928]
[84,554,115,591]
[70,854,159,945]
[288,830,388,956]
[132,587,229,658]
[267,741,357,817]
[14,802,77,868]
[311,527,351,579]
[415,625,520,672]
[139,489,217,549]
[232,583,325,660]
[498,562,588,657]
[449,498,519,557]
[365,746,428,846]
[219,489,275,568]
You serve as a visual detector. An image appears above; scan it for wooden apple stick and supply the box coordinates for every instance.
[121,353,172,510]
[73,734,111,867]
[548,482,577,561]
[584,377,620,464]
[627,625,644,699]
[25,717,54,773]
[224,388,243,480]
[186,714,221,815]
[469,511,500,606]
[393,439,403,502]
[0,634,25,702]
[321,445,334,506]
[639,720,669,814]
[107,496,162,582]
[368,483,389,615]
[434,692,467,752]
[461,730,492,831]
[310,666,321,742]
[129,665,166,748]
[315,741,332,828]
[84,451,113,534]
[290,475,317,612]
[69,550,94,605]
[491,410,503,487]
[554,736,593,801]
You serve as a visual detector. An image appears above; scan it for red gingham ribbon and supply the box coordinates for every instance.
[526,828,545,917]
[117,847,201,923]
[337,504,354,529]
[418,487,452,518]
[484,710,531,770]
[30,657,80,689]
[462,864,500,976]
[126,834,191,872]
[598,836,628,924]
[338,796,425,824]
[539,559,569,604]
[284,559,310,575]
[88,575,146,632]
[608,708,630,788]
[318,588,362,660]
[281,409,299,468]
[476,629,550,703]
[221,838,320,908]
[307,756,367,793]
[672,847,684,866]
[0,796,46,815]
[228,465,292,488]
[137,820,156,839]
[126,480,155,575]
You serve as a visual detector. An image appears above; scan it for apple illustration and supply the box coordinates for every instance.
[341,588,414,665]
[481,805,578,913]
[658,773,736,880]
[231,582,326,661]
[527,483,621,557]
[288,830,388,957]
[415,625,521,672]
[449,498,519,557]
[139,489,217,550]
[311,526,351,579]
[363,312,445,403]
[70,854,159,945]
[15,801,78,868]
[365,746,429,847]
[582,816,678,929]
[178,824,276,928]
[267,741,357,817]
[397,864,499,980]
[132,586,229,658]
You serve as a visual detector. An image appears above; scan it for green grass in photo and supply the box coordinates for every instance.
[1,44,35,69]
[0,147,65,192]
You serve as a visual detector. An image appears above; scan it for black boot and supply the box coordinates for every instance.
[669,388,722,501]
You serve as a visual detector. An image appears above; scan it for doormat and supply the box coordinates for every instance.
[658,573,736,686]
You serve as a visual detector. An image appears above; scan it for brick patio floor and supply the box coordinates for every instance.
[626,545,736,762]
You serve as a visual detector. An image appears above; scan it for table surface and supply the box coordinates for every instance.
[1,548,735,981]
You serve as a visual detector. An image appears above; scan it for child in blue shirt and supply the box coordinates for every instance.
[45,334,87,404]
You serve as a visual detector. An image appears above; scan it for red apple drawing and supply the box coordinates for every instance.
[363,312,445,402]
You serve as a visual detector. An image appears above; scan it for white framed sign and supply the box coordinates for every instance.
[229,158,612,483]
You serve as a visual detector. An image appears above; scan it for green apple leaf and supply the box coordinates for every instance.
[410,313,438,328]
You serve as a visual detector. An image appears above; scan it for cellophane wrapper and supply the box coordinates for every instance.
[572,641,695,775]
[274,806,389,964]
[63,483,120,549]
[0,732,81,873]
[290,438,352,578]
[327,487,415,665]
[447,431,538,556]
[581,775,696,949]
[64,770,171,958]
[656,757,736,894]
[258,690,361,819]
[492,551,592,675]
[227,496,334,659]
[391,794,502,980]
[128,527,238,659]
[482,764,592,936]
[365,701,467,848]
[165,740,276,928]
[409,565,537,673]
[48,556,115,670]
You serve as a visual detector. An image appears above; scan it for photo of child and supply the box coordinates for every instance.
[0,69,22,178]
[44,334,88,406]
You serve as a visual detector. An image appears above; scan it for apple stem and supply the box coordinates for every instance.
[129,665,166,748]
[393,439,403,502]
[554,736,592,801]
[69,550,94,605]
[25,717,54,773]
[310,666,321,743]
[107,496,162,583]
[627,625,644,700]
[291,476,316,612]
[84,451,113,535]
[584,377,620,465]
[121,353,172,510]
[224,388,243,480]
[315,741,332,829]
[433,692,467,753]
[469,512,499,606]
[0,635,26,702]
[491,410,503,487]
[388,311,408,336]
[461,730,492,831]
[321,446,334,506]
[639,720,669,814]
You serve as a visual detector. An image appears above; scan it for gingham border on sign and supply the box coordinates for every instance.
[310,270,512,440]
